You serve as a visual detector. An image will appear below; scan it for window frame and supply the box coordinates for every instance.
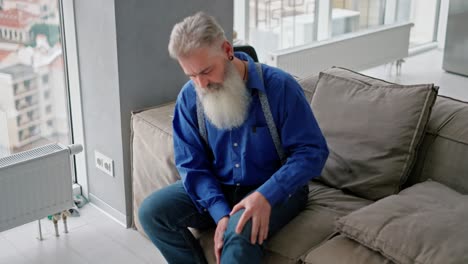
[60,0,89,198]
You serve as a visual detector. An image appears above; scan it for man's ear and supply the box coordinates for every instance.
[221,40,233,58]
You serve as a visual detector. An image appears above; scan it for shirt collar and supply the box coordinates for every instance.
[234,51,266,93]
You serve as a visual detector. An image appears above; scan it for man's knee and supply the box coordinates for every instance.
[224,209,253,243]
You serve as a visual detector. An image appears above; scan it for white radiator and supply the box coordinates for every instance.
[0,143,82,232]
[266,22,413,78]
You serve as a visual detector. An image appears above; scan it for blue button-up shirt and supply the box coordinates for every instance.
[173,52,329,223]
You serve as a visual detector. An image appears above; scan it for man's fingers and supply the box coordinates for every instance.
[230,203,243,216]
[214,235,223,264]
[250,217,259,244]
[258,218,265,245]
[263,214,270,240]
[215,248,221,264]
[264,222,269,241]
[235,209,251,234]
[216,239,223,249]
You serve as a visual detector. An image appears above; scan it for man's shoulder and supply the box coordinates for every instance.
[176,81,197,112]
[177,81,196,101]
[261,64,302,95]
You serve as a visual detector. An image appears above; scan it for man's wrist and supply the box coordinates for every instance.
[208,201,231,224]
[219,215,229,222]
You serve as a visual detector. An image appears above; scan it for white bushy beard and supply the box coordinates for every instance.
[195,61,251,130]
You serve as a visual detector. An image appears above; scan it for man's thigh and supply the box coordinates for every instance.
[268,185,309,236]
[139,180,215,230]
[226,185,309,240]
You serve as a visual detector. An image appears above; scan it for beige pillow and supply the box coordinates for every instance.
[336,181,468,264]
[311,72,437,200]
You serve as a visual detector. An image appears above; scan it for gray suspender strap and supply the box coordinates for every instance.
[196,62,286,164]
[254,63,286,164]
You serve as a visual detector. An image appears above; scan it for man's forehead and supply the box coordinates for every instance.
[179,48,220,74]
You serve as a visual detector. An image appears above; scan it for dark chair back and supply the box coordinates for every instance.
[233,45,259,62]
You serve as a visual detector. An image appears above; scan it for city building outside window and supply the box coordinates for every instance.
[0,0,72,166]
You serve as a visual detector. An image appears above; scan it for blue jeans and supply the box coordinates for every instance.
[138,181,308,264]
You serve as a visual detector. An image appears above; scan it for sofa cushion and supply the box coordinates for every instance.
[303,235,392,264]
[298,74,318,104]
[298,66,396,103]
[311,72,438,200]
[131,102,179,233]
[336,181,468,264]
[323,67,395,86]
[197,181,372,264]
[406,96,468,194]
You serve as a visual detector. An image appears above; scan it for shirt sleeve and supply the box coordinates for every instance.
[257,74,329,206]
[172,85,231,223]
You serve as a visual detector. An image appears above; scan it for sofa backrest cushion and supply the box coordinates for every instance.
[300,67,468,195]
[406,95,468,194]
[310,71,438,200]
[298,67,396,102]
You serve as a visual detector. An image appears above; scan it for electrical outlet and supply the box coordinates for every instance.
[95,150,114,177]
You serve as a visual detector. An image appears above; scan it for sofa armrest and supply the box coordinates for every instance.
[131,102,179,232]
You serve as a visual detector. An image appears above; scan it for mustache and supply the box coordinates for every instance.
[197,82,223,96]
[206,83,222,90]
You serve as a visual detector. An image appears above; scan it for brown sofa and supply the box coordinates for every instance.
[131,67,468,264]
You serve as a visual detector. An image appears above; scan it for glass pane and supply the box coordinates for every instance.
[241,0,317,62]
[395,0,439,47]
[332,0,439,47]
[0,0,71,158]
[236,0,441,60]
[331,0,386,36]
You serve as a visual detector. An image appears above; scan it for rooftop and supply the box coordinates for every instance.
[0,63,34,79]
[7,0,42,3]
[0,8,38,29]
[0,49,14,61]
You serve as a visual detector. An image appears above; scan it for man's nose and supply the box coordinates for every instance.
[195,75,209,88]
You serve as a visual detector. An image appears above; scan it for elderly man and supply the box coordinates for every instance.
[138,12,329,264]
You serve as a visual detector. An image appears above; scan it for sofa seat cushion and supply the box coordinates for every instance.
[311,72,438,200]
[196,181,372,264]
[336,181,468,264]
[303,235,392,264]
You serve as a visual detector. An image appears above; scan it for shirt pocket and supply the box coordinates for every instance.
[248,126,279,169]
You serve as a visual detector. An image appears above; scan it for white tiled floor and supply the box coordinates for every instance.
[361,48,468,101]
[0,204,166,264]
[2,48,468,264]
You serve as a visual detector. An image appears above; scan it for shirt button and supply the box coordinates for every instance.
[233,142,238,147]
[235,163,240,168]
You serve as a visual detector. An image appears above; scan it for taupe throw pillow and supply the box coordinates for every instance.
[311,72,437,200]
[336,181,468,264]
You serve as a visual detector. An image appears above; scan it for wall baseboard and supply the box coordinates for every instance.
[89,193,127,228]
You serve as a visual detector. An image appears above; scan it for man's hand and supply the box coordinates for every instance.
[214,216,229,264]
[230,191,271,245]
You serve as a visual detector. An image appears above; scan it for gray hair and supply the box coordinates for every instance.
[168,12,226,59]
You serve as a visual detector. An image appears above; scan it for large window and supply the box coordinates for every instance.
[394,0,440,47]
[0,1,71,162]
[234,0,441,62]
